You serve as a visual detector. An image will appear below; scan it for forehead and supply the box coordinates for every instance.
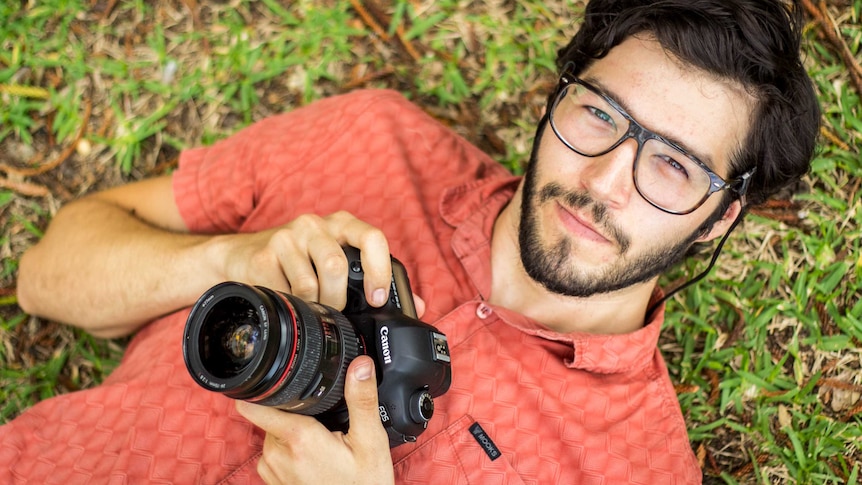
[579,36,755,176]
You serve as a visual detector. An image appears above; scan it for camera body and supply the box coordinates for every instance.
[182,246,452,447]
[340,246,452,444]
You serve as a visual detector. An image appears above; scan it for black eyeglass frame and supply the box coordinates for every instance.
[548,73,755,215]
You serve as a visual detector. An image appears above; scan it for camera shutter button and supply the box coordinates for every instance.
[409,390,435,424]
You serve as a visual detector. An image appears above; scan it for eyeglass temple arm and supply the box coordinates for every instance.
[732,167,756,207]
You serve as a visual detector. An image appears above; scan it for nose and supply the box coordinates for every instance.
[580,138,638,208]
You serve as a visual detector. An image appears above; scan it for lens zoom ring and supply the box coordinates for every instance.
[299,312,359,415]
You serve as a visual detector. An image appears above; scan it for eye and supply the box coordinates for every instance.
[661,156,690,179]
[587,106,616,127]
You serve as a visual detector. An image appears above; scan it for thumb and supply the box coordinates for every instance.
[343,356,387,447]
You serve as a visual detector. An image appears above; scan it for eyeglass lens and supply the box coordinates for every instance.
[550,82,714,213]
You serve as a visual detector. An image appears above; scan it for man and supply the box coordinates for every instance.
[5,0,819,483]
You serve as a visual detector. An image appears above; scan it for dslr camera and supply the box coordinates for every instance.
[182,246,452,447]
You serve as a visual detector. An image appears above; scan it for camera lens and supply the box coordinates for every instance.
[183,282,361,416]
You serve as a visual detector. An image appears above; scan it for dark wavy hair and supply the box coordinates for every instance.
[554,0,820,213]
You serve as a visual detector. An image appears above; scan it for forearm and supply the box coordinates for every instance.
[17,197,224,338]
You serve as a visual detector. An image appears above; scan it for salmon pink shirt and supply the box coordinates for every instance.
[1,90,701,484]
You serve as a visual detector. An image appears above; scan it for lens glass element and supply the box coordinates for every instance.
[224,322,259,365]
[200,296,262,379]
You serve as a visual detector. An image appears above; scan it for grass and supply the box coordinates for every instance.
[1,0,860,482]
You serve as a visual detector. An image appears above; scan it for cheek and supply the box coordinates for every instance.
[604,197,706,255]
[625,212,706,253]
[533,130,587,181]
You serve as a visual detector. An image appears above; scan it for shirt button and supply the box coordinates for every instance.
[476,303,493,319]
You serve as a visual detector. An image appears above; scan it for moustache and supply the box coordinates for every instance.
[538,183,631,253]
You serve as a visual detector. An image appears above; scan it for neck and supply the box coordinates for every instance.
[488,194,657,335]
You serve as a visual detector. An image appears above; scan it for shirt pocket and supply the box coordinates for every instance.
[393,415,527,485]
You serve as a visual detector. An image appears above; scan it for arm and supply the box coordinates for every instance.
[17,176,400,339]
[16,176,222,338]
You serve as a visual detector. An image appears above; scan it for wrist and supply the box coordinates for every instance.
[199,233,237,283]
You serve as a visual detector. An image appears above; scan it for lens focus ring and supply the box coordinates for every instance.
[299,309,359,416]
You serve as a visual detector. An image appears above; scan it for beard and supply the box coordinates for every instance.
[517,120,702,298]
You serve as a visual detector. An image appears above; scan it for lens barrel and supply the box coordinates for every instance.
[183,282,360,416]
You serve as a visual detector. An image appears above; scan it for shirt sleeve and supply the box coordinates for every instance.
[171,90,415,233]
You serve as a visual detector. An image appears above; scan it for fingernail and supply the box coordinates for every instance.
[372,288,386,307]
[354,360,373,381]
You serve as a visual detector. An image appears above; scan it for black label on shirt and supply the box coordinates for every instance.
[469,422,501,461]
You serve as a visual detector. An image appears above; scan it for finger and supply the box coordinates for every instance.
[236,400,285,434]
[236,400,318,443]
[412,293,426,319]
[255,455,278,485]
[273,240,322,303]
[306,240,349,311]
[325,212,392,307]
[250,263,293,296]
[281,257,320,303]
[353,242,392,308]
[238,401,331,485]
[342,357,395,481]
[342,356,389,450]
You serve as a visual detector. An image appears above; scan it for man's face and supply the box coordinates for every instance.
[518,36,754,297]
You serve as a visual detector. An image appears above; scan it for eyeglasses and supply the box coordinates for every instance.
[548,73,754,215]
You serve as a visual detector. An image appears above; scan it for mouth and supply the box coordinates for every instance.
[554,202,613,245]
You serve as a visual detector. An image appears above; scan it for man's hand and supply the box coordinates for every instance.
[236,356,395,485]
[214,211,394,312]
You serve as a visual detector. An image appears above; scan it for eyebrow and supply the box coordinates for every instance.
[581,75,718,171]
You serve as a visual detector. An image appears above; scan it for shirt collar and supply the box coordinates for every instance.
[440,176,665,374]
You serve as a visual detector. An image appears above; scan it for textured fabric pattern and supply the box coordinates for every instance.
[1,90,701,484]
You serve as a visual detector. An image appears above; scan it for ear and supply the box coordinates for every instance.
[695,199,743,243]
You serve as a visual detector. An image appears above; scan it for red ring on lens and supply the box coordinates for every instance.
[247,293,300,403]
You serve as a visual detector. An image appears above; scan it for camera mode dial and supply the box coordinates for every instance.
[409,389,435,424]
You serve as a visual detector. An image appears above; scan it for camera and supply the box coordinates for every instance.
[182,246,452,447]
